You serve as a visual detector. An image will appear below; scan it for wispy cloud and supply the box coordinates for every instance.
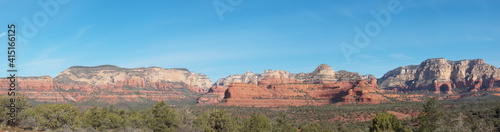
[74,25,92,39]
[335,8,357,20]
[466,36,494,41]
[358,54,380,62]
[0,32,6,37]
[389,53,412,60]
[23,58,68,67]
[300,11,328,24]
[18,45,74,76]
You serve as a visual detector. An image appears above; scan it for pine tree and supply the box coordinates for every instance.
[272,112,297,132]
[417,97,444,132]
[33,104,78,130]
[194,109,237,132]
[82,106,101,129]
[147,101,179,132]
[125,109,147,130]
[299,122,322,132]
[243,113,272,132]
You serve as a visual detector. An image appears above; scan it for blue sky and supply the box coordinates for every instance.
[1,0,499,82]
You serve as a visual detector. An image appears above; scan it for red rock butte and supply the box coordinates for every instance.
[198,64,388,107]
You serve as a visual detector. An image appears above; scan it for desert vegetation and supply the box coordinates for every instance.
[0,96,499,132]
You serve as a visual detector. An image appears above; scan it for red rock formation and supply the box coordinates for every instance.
[379,58,500,93]
[220,80,386,107]
[198,64,388,107]
[197,85,229,105]
[338,80,388,105]
[0,65,212,105]
[0,76,53,91]
[216,80,383,106]
[199,64,381,105]
[3,60,497,107]
[0,76,66,103]
[221,83,332,107]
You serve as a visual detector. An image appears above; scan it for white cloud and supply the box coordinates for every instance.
[0,32,6,37]
[389,53,412,60]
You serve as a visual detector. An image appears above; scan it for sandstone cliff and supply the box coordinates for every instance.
[198,64,386,106]
[0,76,66,103]
[0,65,212,105]
[54,65,211,92]
[378,58,500,93]
[211,64,360,87]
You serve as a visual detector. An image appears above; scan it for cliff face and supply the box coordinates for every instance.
[211,64,354,87]
[0,65,212,105]
[198,64,386,106]
[378,58,500,93]
[0,76,66,103]
[54,65,211,93]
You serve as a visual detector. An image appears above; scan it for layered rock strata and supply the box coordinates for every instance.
[0,65,212,104]
[198,64,386,106]
[378,58,500,93]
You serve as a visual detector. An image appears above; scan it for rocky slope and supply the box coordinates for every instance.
[378,58,500,93]
[0,65,212,105]
[198,64,387,106]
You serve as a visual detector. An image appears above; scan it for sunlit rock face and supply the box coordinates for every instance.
[379,58,500,94]
[1,65,212,104]
[198,64,386,107]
